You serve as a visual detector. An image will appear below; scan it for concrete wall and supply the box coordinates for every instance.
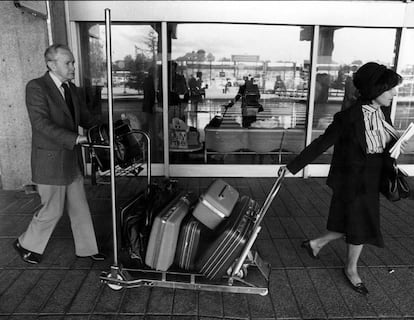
[0,1,48,189]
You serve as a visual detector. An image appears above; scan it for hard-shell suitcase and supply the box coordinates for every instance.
[192,179,239,230]
[174,215,214,271]
[197,195,260,280]
[145,192,195,271]
[120,179,178,265]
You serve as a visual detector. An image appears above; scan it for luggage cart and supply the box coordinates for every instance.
[84,128,151,186]
[98,8,285,296]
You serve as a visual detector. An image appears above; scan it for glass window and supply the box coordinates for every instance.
[395,29,414,163]
[311,26,398,163]
[170,23,311,164]
[78,23,163,164]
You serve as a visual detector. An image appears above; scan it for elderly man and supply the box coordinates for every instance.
[14,44,105,264]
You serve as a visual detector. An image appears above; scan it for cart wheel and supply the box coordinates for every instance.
[106,272,124,291]
[227,265,248,279]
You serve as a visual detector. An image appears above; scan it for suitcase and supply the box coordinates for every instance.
[197,195,260,280]
[174,215,214,271]
[192,179,239,230]
[145,192,195,271]
[121,179,178,265]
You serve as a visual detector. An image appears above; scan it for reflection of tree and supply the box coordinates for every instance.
[89,38,105,85]
[117,30,158,93]
[176,49,214,74]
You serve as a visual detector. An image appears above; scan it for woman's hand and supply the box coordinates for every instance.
[278,166,291,176]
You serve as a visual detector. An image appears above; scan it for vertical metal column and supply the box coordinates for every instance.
[104,8,119,266]
[162,22,170,177]
[303,25,319,178]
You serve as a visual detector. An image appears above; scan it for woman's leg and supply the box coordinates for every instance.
[345,244,364,284]
[309,231,344,256]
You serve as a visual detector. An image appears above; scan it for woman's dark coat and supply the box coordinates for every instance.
[287,101,396,202]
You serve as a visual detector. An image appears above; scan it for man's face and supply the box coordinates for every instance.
[48,48,75,82]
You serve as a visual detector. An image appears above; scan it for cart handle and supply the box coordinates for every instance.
[254,167,285,228]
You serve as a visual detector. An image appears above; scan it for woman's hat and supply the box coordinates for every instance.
[353,62,401,100]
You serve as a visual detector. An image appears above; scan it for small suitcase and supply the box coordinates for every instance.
[192,179,239,230]
[174,215,214,271]
[197,195,260,280]
[145,192,195,271]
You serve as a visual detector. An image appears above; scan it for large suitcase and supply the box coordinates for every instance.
[145,192,195,271]
[121,179,178,265]
[197,195,260,280]
[192,179,239,230]
[174,215,214,271]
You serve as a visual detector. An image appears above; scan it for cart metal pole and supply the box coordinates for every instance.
[104,8,119,267]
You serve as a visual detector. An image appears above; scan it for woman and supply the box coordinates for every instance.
[281,62,405,295]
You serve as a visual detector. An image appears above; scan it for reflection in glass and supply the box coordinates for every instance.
[395,29,414,162]
[312,26,397,163]
[170,23,311,164]
[78,23,163,164]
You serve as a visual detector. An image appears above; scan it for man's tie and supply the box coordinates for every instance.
[61,83,75,120]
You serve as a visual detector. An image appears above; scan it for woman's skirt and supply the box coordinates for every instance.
[327,154,385,247]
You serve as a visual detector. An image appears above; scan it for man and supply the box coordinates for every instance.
[14,44,105,264]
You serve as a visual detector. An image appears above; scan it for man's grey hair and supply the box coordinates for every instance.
[44,44,71,70]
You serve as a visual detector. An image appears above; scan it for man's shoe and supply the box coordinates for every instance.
[77,253,106,261]
[342,269,369,295]
[91,253,106,261]
[13,239,41,264]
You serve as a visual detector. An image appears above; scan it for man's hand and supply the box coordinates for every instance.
[76,135,88,145]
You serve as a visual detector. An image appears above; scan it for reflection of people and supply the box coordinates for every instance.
[188,72,203,111]
[341,65,359,110]
[315,73,330,103]
[14,44,105,264]
[281,62,404,295]
[143,66,156,133]
[227,76,262,128]
[170,61,188,120]
[274,75,286,92]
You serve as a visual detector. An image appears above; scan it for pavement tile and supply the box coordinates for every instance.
[268,269,301,319]
[308,268,352,318]
[222,292,250,319]
[146,287,174,315]
[254,239,283,267]
[41,270,90,314]
[0,269,43,313]
[68,270,103,314]
[0,268,21,296]
[14,269,66,313]
[271,239,304,268]
[198,290,224,318]
[172,289,198,316]
[286,269,327,319]
[119,286,150,314]
[263,217,288,239]
[246,291,275,319]
[278,217,305,239]
[370,267,414,316]
[93,284,124,314]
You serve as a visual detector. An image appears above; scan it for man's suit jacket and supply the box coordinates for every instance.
[287,101,396,201]
[26,72,97,185]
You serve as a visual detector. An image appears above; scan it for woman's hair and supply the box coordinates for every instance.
[353,62,402,102]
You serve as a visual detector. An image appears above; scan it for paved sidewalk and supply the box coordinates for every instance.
[1,176,414,319]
